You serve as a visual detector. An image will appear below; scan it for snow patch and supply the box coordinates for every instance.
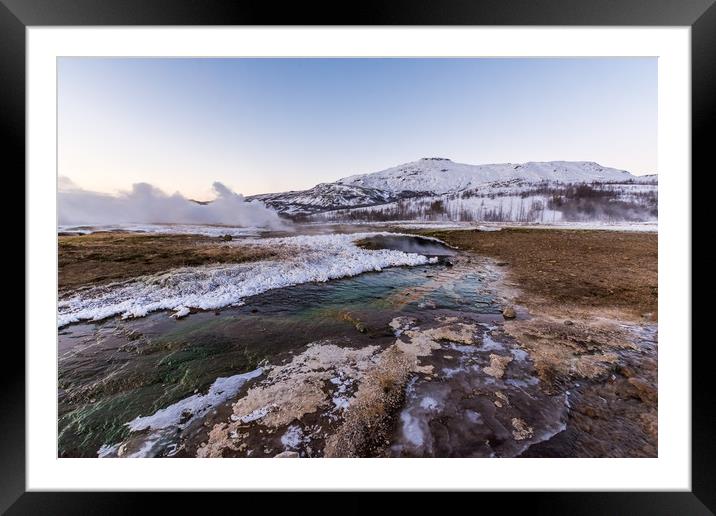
[280,425,304,450]
[127,368,263,432]
[238,405,272,424]
[58,223,265,238]
[400,411,425,447]
[97,443,120,458]
[419,397,440,411]
[171,306,190,319]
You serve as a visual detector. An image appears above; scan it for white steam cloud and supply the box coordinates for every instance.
[58,178,286,229]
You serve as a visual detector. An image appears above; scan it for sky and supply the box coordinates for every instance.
[58,57,657,199]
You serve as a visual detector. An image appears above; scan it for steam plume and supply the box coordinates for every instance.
[58,178,285,228]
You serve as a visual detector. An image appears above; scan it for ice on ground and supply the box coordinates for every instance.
[329,375,354,412]
[503,221,658,233]
[388,222,477,230]
[127,368,263,432]
[396,387,449,454]
[171,306,190,319]
[97,443,120,458]
[97,367,263,458]
[511,347,529,362]
[419,397,440,411]
[280,425,304,450]
[400,411,425,447]
[238,405,272,424]
[480,330,506,352]
[58,232,439,326]
[58,223,267,238]
[465,410,482,424]
[441,367,463,379]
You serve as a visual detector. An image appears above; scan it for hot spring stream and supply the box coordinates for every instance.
[58,235,570,458]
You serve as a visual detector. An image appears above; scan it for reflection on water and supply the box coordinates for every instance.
[357,234,457,257]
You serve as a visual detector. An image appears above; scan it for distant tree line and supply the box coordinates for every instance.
[294,181,657,223]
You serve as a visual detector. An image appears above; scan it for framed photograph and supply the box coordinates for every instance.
[6,0,711,512]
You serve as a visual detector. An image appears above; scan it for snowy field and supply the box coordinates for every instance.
[317,220,657,233]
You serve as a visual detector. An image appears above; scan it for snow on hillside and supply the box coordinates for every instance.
[336,158,634,195]
[249,182,399,215]
[314,180,657,224]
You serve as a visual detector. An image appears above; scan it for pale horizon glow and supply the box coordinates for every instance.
[58,57,657,199]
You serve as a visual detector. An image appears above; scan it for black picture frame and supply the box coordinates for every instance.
[4,0,711,513]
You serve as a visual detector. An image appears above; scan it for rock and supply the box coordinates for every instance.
[274,451,299,458]
[511,418,534,441]
[564,320,574,326]
[355,322,367,333]
[502,306,517,319]
[619,365,636,378]
[221,234,233,241]
[581,406,599,418]
[484,354,513,379]
[179,409,193,424]
[628,377,657,403]
[639,412,658,439]
[496,261,509,267]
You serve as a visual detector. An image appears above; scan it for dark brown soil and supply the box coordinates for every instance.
[58,232,274,292]
[422,228,657,319]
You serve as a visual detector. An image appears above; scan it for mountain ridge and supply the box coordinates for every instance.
[247,158,656,219]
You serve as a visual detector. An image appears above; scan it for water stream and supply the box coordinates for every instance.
[58,235,570,458]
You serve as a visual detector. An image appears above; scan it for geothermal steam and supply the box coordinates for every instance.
[58,178,285,228]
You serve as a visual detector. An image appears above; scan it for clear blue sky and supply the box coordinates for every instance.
[58,58,657,198]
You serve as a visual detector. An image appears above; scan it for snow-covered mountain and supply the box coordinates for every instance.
[248,158,657,223]
[336,158,634,195]
[249,182,413,214]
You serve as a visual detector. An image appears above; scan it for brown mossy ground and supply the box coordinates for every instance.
[59,232,275,292]
[417,227,658,457]
[421,228,657,320]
